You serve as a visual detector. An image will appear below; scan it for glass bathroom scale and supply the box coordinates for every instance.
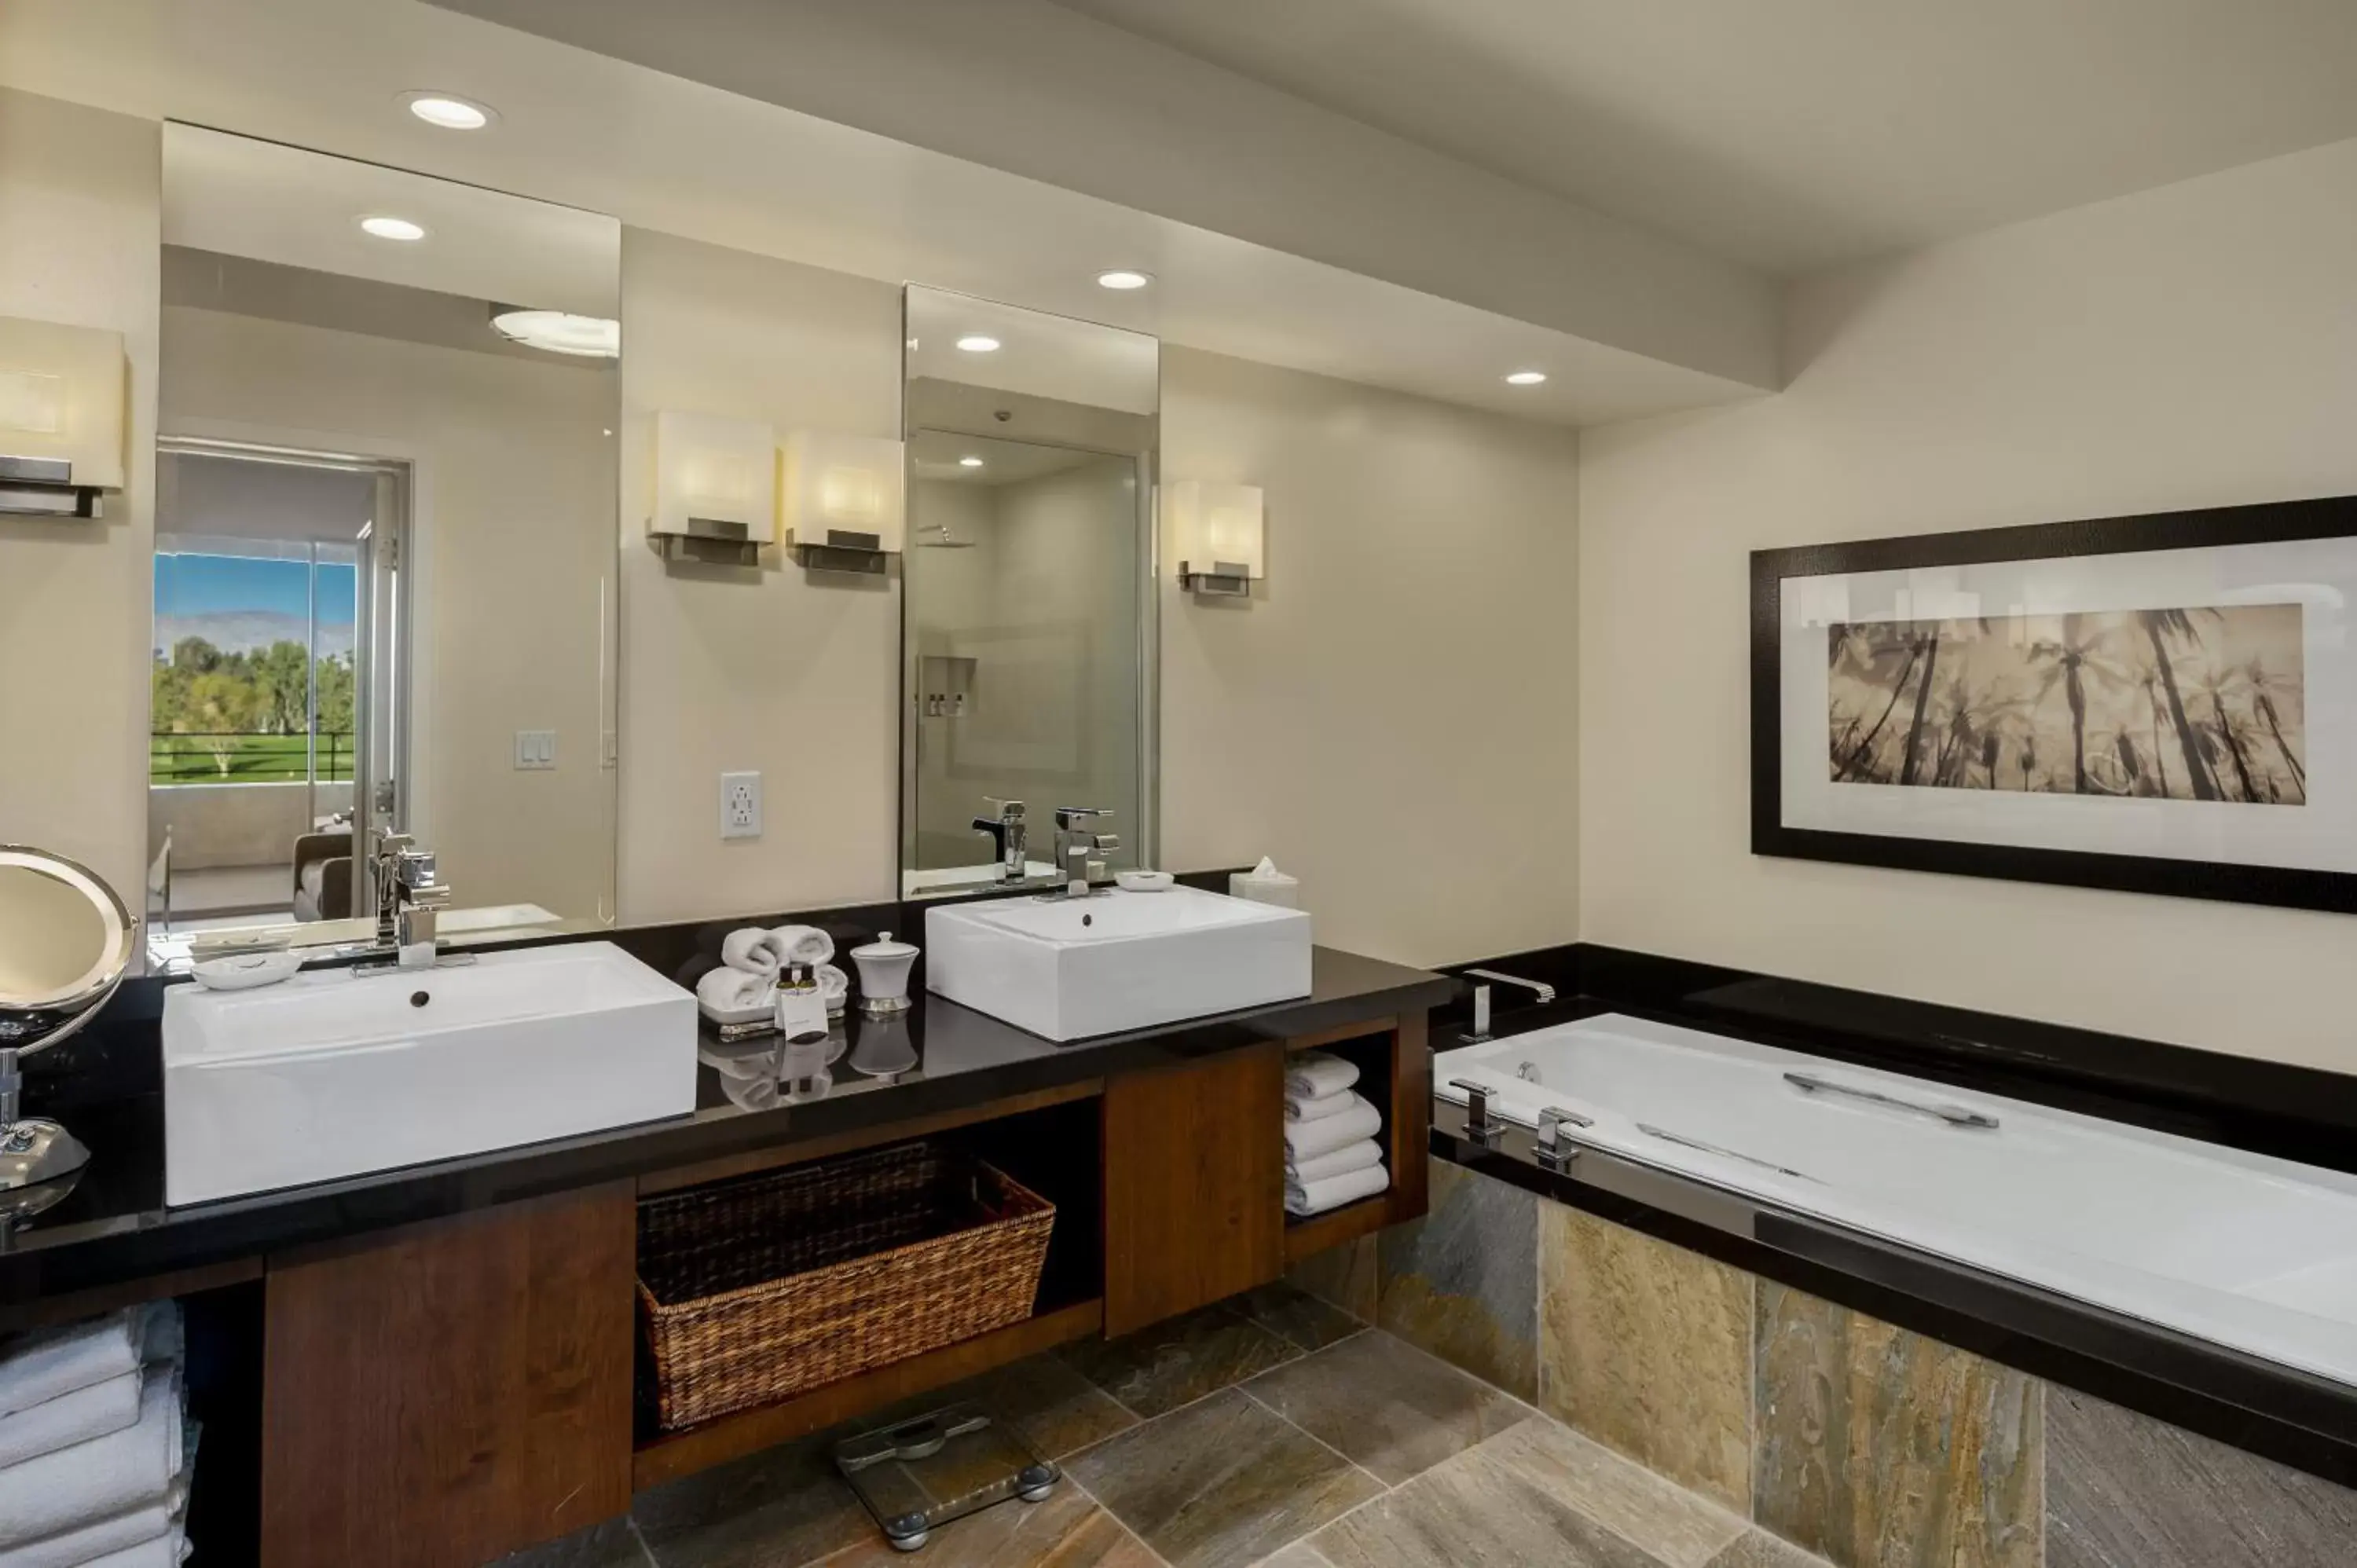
[834,1401,1061,1552]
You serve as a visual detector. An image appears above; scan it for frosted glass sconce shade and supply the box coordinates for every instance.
[783,430,905,574]
[1168,479,1265,598]
[649,410,776,566]
[0,317,126,517]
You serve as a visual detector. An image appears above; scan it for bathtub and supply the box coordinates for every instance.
[1436,1013,2357,1390]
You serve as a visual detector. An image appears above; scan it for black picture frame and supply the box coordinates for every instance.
[1750,493,2357,914]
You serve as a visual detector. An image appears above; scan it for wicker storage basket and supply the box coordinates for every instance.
[636,1140,1055,1431]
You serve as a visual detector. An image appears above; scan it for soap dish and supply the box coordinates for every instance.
[1114,870,1174,892]
[192,951,303,991]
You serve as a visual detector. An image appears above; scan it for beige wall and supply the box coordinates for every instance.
[1161,347,1582,967]
[615,229,903,924]
[159,306,617,922]
[1578,135,2357,1073]
[0,90,159,906]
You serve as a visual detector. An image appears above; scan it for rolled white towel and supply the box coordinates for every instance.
[1287,1138,1384,1185]
[77,1527,185,1568]
[1286,1161,1390,1217]
[1282,1097,1382,1163]
[1285,1088,1358,1123]
[817,962,849,1009]
[0,1371,183,1550]
[0,1367,141,1467]
[771,925,835,965]
[0,1309,146,1419]
[1285,1053,1359,1101]
[720,927,789,976]
[695,966,776,1018]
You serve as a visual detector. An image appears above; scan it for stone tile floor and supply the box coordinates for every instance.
[504,1283,1834,1568]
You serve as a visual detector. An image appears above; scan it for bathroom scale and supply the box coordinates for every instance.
[834,1401,1060,1552]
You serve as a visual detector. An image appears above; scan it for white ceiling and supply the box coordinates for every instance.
[907,289,1159,417]
[1050,0,2357,274]
[0,0,1758,427]
[164,123,618,315]
[908,431,1097,488]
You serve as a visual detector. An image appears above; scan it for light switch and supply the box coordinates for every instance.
[515,730,558,770]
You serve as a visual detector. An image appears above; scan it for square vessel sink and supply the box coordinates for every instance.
[163,940,696,1205]
[926,885,1311,1041]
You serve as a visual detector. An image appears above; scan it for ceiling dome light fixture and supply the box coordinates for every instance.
[959,456,985,468]
[401,92,497,131]
[489,308,621,358]
[1504,369,1549,387]
[955,335,1001,354]
[358,215,428,243]
[1096,269,1152,291]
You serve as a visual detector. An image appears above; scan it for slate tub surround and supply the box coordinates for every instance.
[1338,1158,2357,1568]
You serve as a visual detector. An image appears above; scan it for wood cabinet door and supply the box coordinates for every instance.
[1102,1044,1285,1337]
[260,1184,636,1568]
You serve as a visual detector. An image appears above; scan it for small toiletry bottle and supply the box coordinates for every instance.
[775,962,830,1041]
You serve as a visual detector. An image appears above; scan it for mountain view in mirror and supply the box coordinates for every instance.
[900,288,1158,898]
[148,126,620,967]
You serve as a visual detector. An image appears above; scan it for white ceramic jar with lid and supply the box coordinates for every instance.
[850,931,920,1017]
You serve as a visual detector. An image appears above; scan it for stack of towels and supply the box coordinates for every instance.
[1282,1053,1390,1217]
[0,1303,195,1568]
[695,924,848,1028]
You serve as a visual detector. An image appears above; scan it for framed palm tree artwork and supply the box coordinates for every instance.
[1752,494,2357,912]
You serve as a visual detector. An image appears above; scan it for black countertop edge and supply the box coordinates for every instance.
[1428,942,2357,1178]
[0,944,1446,1316]
[1431,1126,2357,1493]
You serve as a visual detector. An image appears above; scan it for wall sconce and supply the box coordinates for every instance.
[782,430,905,575]
[649,410,775,567]
[1168,480,1265,599]
[0,316,127,518]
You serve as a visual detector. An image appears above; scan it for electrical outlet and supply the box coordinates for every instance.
[720,771,763,840]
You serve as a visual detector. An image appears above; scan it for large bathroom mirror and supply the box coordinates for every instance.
[900,288,1159,897]
[147,126,620,965]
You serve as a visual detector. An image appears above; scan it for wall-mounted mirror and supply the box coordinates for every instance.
[900,288,1158,898]
[148,125,620,966]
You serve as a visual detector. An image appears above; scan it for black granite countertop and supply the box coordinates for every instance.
[0,945,1446,1314]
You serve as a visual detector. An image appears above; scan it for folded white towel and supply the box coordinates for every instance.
[0,1368,140,1467]
[79,1526,185,1568]
[1286,1161,1390,1217]
[0,1474,186,1568]
[1285,1053,1359,1101]
[770,925,835,965]
[0,1371,183,1550]
[1282,1097,1383,1163]
[818,962,849,1009]
[695,966,776,1018]
[1287,1139,1384,1185]
[1285,1088,1358,1123]
[0,1310,146,1420]
[720,927,789,976]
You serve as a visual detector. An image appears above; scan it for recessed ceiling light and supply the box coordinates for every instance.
[1096,269,1152,291]
[402,92,497,131]
[490,308,621,358]
[359,215,427,242]
[959,456,986,468]
[955,335,1001,353]
[1504,370,1548,387]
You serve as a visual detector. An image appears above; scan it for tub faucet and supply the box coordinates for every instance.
[971,798,1028,884]
[1461,969,1558,1042]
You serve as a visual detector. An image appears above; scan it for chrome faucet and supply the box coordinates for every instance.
[1048,807,1118,899]
[970,798,1028,885]
[1461,968,1558,1042]
[371,830,452,969]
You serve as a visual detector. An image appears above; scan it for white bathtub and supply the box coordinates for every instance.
[1436,1014,2357,1390]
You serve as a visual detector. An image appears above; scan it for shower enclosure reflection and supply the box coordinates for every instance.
[900,290,1157,896]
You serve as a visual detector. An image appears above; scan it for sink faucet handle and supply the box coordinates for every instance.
[984,797,1025,819]
[1054,805,1112,830]
[1089,832,1121,854]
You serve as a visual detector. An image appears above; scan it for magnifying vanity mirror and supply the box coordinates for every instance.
[0,846,137,1213]
[900,288,1160,898]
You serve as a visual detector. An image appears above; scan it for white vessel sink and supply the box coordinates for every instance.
[163,941,696,1205]
[926,886,1311,1041]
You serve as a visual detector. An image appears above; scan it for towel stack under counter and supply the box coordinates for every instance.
[0,1306,194,1568]
[1281,1053,1390,1217]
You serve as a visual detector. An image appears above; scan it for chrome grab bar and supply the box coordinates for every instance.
[1783,1072,2000,1130]
[1637,1123,1820,1183]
